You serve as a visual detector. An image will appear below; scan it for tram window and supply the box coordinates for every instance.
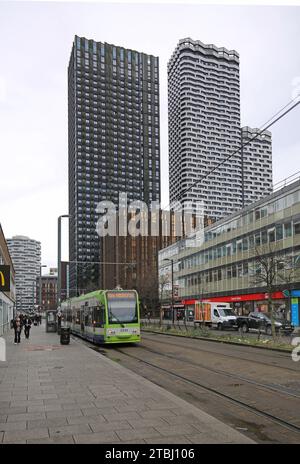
[93,306,105,327]
[88,311,93,327]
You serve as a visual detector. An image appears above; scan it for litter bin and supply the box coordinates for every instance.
[60,327,70,345]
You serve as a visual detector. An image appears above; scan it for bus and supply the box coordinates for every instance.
[60,289,140,344]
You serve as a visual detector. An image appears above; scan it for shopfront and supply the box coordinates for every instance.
[182,291,291,320]
[291,290,300,326]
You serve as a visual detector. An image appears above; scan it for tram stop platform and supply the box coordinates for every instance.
[0,323,254,444]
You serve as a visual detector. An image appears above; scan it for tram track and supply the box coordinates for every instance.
[71,332,300,442]
[133,343,300,399]
[112,345,300,435]
[141,330,299,372]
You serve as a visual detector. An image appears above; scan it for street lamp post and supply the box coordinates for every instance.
[163,258,174,325]
[39,265,47,313]
[57,214,70,307]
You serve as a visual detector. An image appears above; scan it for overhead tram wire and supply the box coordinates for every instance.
[177,98,300,204]
[163,96,300,211]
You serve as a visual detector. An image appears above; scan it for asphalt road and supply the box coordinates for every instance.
[87,331,300,444]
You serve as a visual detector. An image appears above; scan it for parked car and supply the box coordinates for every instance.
[236,311,294,335]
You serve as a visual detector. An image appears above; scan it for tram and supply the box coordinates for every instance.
[60,289,140,344]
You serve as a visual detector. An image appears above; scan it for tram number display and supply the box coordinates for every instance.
[107,292,135,299]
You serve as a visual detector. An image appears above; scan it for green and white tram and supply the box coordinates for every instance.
[61,289,140,344]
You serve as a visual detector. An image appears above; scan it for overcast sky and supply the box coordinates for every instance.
[0,1,299,269]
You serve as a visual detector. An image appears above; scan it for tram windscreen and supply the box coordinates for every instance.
[107,292,138,324]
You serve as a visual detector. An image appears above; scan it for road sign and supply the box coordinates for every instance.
[0,265,10,292]
[283,290,290,297]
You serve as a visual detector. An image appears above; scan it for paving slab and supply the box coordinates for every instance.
[0,324,255,444]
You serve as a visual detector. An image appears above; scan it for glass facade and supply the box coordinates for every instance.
[159,181,300,323]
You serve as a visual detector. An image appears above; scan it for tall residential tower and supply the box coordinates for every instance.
[7,235,41,313]
[168,38,242,221]
[241,127,272,207]
[168,38,273,221]
[68,36,160,295]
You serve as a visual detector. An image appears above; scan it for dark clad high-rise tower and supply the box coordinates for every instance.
[68,36,160,295]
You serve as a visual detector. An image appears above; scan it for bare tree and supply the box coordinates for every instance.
[139,273,159,320]
[159,274,171,326]
[197,287,206,330]
[250,244,294,338]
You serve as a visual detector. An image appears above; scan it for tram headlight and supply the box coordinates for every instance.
[107,329,116,335]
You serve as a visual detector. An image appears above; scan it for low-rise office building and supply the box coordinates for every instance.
[101,210,185,314]
[0,224,16,335]
[36,273,58,311]
[159,178,300,326]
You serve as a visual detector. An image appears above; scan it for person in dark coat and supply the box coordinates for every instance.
[23,316,32,339]
[13,315,23,344]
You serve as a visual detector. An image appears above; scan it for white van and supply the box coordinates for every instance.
[194,301,237,330]
[211,303,238,330]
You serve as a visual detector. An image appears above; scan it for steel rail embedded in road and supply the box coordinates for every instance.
[142,330,298,372]
[112,346,300,435]
[136,343,300,400]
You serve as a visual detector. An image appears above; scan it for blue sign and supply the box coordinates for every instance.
[291,290,300,297]
[291,298,299,326]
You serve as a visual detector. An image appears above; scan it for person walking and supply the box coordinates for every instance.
[13,315,23,344]
[23,315,32,339]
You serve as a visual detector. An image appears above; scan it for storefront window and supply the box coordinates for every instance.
[268,227,275,243]
[237,263,243,277]
[262,230,267,244]
[232,241,236,254]
[294,222,300,235]
[276,224,283,241]
[284,222,292,238]
[261,207,268,218]
[249,235,254,249]
[255,233,261,246]
[255,209,260,221]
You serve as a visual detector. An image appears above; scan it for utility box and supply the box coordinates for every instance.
[45,310,57,333]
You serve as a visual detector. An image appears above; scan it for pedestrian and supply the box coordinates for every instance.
[13,315,23,344]
[23,315,32,339]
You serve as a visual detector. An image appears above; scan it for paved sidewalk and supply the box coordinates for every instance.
[0,324,254,444]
